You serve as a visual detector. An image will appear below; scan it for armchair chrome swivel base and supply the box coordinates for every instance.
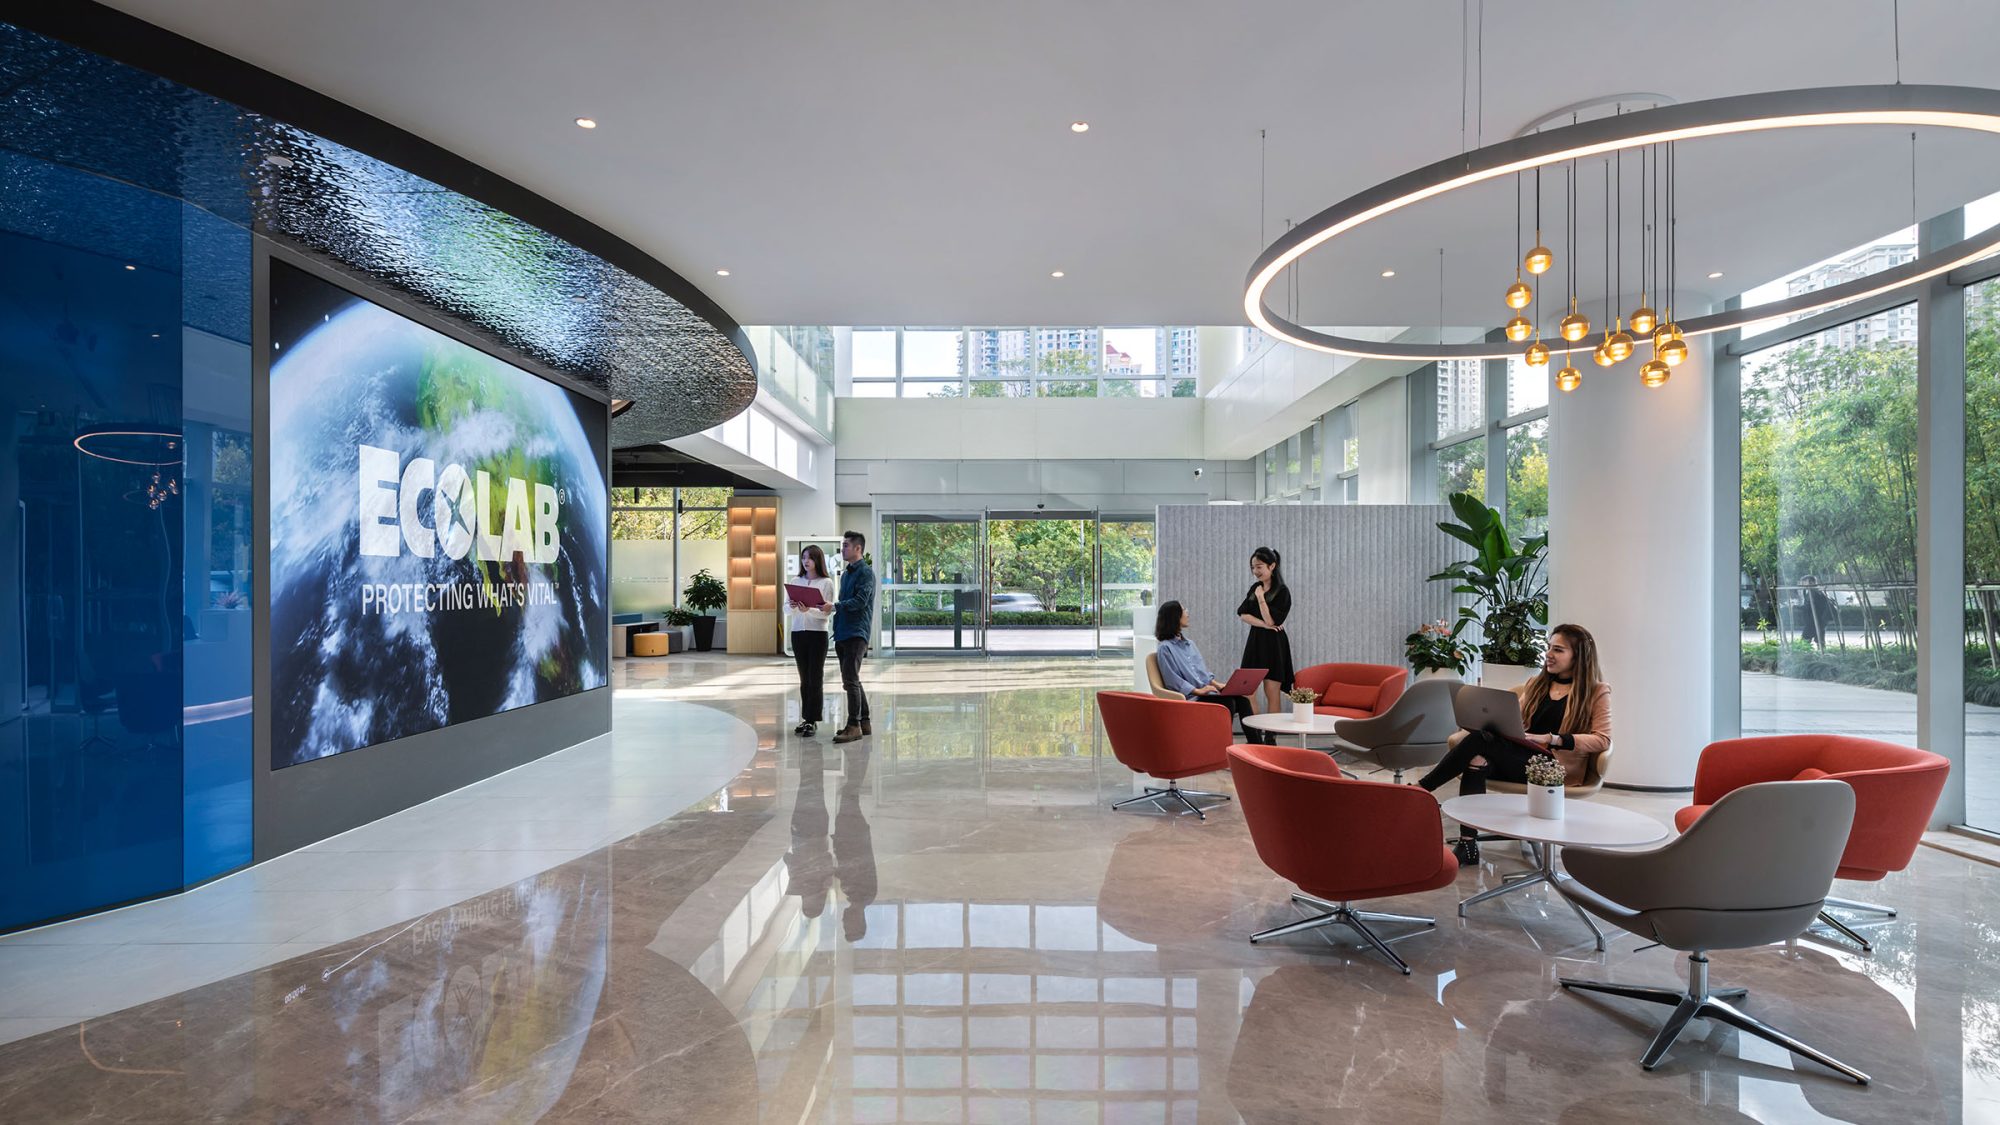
[1812,895,1897,953]
[1112,780,1230,821]
[1249,893,1435,975]
[1561,952,1870,1084]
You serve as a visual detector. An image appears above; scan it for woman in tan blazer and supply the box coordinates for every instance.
[1418,623,1613,865]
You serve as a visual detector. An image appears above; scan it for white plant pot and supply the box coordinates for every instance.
[1413,667,1462,683]
[1291,700,1315,723]
[1528,783,1565,820]
[1480,662,1535,690]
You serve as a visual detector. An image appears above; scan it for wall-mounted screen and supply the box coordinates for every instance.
[268,261,609,769]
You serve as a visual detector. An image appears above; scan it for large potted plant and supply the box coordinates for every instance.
[1430,492,1548,688]
[682,569,728,651]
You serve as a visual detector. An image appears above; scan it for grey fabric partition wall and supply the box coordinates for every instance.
[1155,505,1466,672]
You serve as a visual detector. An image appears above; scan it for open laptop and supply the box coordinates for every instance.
[1453,684,1535,745]
[1215,667,1269,697]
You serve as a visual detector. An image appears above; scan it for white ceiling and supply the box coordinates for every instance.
[100,0,2000,328]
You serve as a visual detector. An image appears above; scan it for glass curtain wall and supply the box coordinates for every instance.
[1739,305,1920,745]
[1096,515,1156,657]
[609,486,731,616]
[1967,277,2000,830]
[985,516,1098,654]
[848,328,1200,398]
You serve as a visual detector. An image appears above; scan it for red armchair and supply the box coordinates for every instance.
[1676,735,1949,951]
[1294,663,1408,719]
[1096,690,1236,820]
[1227,743,1458,973]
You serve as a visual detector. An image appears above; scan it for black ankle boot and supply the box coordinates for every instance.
[1451,836,1481,867]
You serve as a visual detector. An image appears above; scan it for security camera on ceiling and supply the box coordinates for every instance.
[1193,467,1204,477]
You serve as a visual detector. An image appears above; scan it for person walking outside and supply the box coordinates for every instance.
[831,530,877,744]
[786,544,836,736]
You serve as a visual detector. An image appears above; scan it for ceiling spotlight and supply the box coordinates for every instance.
[1707,271,1724,279]
[124,264,136,271]
[1381,269,1396,278]
[1070,121,1090,133]
[574,117,598,129]
[1050,270,1065,278]
[150,332,161,338]
[715,269,730,276]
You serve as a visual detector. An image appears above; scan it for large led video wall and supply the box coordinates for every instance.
[268,261,609,769]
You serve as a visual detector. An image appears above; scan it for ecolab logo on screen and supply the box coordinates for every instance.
[355,444,563,615]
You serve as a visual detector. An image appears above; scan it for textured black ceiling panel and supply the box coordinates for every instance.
[0,15,754,446]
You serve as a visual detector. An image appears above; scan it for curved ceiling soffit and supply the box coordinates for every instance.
[0,6,754,448]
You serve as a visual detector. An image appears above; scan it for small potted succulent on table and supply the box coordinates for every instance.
[1286,687,1319,724]
[1525,753,1568,820]
[1405,620,1472,681]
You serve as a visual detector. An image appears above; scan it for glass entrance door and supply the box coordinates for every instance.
[984,511,1098,655]
[1096,513,1156,656]
[881,515,984,655]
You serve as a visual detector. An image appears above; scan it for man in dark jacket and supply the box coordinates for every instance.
[831,531,877,744]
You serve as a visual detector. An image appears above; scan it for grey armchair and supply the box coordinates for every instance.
[1555,779,1868,1083]
[1329,679,1462,783]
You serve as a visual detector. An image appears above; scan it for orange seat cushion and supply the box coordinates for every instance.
[1299,844,1460,902]
[1793,767,1831,781]
[1318,683,1379,710]
[1673,804,1706,833]
[1313,705,1371,720]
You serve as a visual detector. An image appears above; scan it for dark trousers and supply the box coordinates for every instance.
[836,637,870,726]
[1417,732,1534,808]
[793,631,829,721]
[1192,694,1265,742]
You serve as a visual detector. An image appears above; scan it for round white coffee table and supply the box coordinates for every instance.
[1242,711,1343,743]
[1440,793,1668,950]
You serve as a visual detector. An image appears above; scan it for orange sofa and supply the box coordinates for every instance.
[1293,662,1408,719]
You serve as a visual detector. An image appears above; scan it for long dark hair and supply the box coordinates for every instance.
[801,544,829,580]
[1521,623,1604,735]
[1251,546,1285,592]
[1153,600,1185,643]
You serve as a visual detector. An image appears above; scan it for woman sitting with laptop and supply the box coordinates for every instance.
[1152,600,1273,744]
[1416,623,1613,865]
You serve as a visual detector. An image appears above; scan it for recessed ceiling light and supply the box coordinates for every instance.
[1708,271,1724,279]
[715,269,730,276]
[1050,270,1065,278]
[1070,121,1089,133]
[124,264,136,271]
[150,332,161,338]
[1381,269,1396,278]
[574,117,597,129]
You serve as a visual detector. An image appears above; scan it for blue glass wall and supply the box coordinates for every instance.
[0,146,250,930]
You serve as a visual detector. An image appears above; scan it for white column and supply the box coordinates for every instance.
[1547,344,1713,789]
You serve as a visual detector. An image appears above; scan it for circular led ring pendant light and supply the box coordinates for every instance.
[1243,85,2000,362]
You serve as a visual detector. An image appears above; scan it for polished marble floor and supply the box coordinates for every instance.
[0,653,1995,1123]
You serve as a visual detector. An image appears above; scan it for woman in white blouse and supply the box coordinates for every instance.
[787,544,837,736]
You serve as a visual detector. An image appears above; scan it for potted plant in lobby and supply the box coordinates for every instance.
[1525,753,1568,820]
[662,605,698,652]
[1286,687,1319,723]
[1404,620,1472,680]
[683,569,727,651]
[1430,492,1549,689]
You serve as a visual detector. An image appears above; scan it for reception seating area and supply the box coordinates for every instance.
[1092,673,1954,1088]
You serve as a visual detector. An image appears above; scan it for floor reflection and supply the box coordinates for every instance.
[0,654,1994,1122]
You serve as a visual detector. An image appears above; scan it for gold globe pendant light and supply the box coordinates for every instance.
[1640,356,1672,387]
[1592,335,1615,367]
[1505,279,1532,309]
[1605,322,1634,362]
[1659,326,1689,367]
[1525,336,1551,366]
[1524,167,1553,274]
[1505,315,1533,342]
[1555,353,1582,392]
[1630,303,1658,336]
[1559,298,1590,343]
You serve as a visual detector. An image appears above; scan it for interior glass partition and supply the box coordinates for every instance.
[881,516,985,655]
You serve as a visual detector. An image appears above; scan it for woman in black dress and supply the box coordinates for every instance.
[1237,546,1295,718]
